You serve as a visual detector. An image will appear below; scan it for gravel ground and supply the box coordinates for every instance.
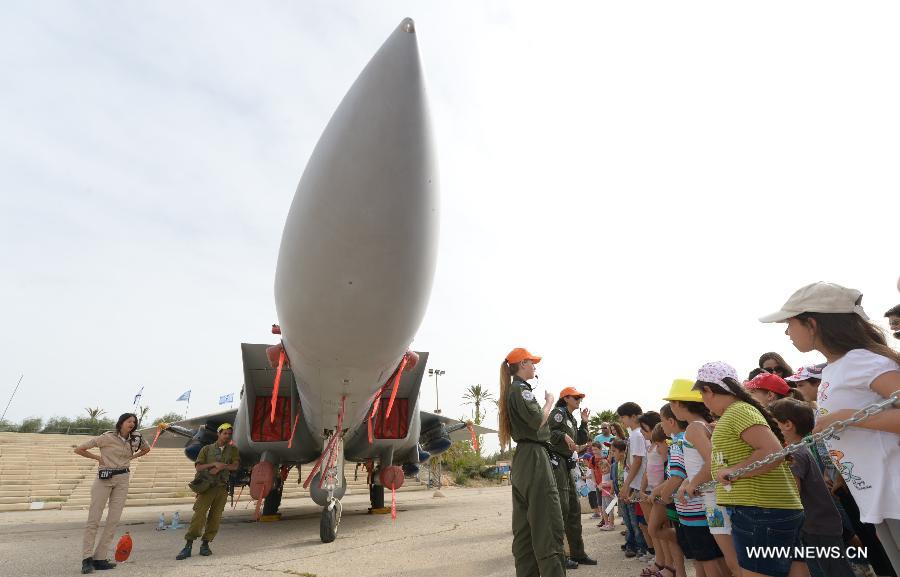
[0,485,694,577]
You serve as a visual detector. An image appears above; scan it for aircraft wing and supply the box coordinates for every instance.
[137,409,238,449]
[419,410,497,442]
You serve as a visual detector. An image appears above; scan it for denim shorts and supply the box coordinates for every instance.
[728,506,805,577]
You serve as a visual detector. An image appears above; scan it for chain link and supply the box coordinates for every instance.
[622,391,898,504]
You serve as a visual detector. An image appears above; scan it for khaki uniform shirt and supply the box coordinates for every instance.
[196,442,240,484]
[78,431,149,469]
[548,406,588,458]
[508,377,550,444]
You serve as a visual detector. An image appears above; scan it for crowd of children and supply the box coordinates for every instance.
[571,282,899,577]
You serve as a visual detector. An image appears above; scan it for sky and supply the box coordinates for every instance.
[1,2,898,447]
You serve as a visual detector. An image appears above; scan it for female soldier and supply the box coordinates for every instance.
[499,347,566,577]
[74,413,150,574]
[548,387,596,568]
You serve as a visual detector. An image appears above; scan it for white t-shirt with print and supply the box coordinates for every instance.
[818,349,900,524]
[628,427,648,491]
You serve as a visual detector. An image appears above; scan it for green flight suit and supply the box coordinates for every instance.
[547,405,589,559]
[508,377,565,577]
[186,442,240,542]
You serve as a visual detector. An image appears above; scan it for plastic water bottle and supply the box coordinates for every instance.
[170,511,181,529]
[157,513,166,531]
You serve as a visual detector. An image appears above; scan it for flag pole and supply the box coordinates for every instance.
[1,374,24,424]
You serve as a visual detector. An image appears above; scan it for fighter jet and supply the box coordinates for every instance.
[141,18,494,543]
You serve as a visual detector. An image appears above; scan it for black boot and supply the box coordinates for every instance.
[565,558,579,569]
[199,541,212,556]
[92,559,117,570]
[176,541,193,560]
[571,555,597,565]
[81,558,94,574]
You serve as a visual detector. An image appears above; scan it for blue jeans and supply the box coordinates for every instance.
[622,501,648,554]
[728,506,804,577]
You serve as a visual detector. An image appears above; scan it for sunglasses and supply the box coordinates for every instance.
[764,367,785,375]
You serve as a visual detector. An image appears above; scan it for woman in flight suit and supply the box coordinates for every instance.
[548,387,597,568]
[498,347,566,577]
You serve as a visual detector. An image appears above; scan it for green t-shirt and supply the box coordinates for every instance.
[196,442,240,485]
[711,401,801,509]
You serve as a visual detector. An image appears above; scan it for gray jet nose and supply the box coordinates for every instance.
[274,18,439,370]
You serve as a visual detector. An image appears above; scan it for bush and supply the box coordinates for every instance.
[18,417,43,433]
[153,413,184,425]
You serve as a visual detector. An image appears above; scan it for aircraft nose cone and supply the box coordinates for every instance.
[275,19,438,369]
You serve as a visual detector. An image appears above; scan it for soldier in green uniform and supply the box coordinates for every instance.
[176,423,240,560]
[548,387,597,568]
[499,348,566,577]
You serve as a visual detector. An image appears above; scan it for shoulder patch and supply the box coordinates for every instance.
[521,389,535,401]
[553,412,564,423]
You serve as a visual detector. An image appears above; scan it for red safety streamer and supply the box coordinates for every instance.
[270,349,285,423]
[467,422,479,453]
[150,425,165,449]
[384,355,409,420]
[391,488,397,520]
[232,485,244,510]
[287,411,300,449]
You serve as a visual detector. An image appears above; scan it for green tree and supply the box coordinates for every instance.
[153,412,184,426]
[588,409,619,438]
[18,417,43,433]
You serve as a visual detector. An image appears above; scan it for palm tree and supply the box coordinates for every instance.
[462,384,494,426]
[588,409,619,438]
[84,407,107,421]
[137,406,151,427]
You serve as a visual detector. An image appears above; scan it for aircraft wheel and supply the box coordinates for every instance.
[262,482,283,516]
[320,505,338,543]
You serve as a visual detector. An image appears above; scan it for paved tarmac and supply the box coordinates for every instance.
[0,486,690,577]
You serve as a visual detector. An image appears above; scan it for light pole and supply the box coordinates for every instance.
[428,368,445,414]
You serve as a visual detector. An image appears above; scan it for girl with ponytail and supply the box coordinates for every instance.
[692,361,805,577]
[761,281,900,570]
[500,348,566,577]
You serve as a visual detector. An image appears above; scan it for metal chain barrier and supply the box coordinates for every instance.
[623,391,898,504]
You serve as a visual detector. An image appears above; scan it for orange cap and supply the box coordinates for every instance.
[559,387,585,400]
[506,348,542,365]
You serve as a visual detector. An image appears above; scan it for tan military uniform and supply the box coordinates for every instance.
[185,442,240,543]
[78,431,148,559]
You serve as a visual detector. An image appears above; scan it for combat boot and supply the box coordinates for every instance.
[92,559,117,570]
[81,557,94,574]
[176,540,193,560]
[199,541,212,556]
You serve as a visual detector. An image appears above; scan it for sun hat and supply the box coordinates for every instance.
[217,423,233,432]
[785,364,826,383]
[692,361,740,393]
[744,373,790,396]
[759,282,869,323]
[506,348,542,364]
[663,379,703,402]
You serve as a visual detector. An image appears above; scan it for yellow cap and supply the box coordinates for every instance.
[217,423,233,432]
[663,379,703,403]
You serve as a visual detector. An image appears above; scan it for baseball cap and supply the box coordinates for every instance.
[759,282,870,323]
[558,386,585,400]
[785,364,826,383]
[663,378,703,403]
[217,423,233,432]
[693,361,740,393]
[744,373,790,396]
[506,348,542,364]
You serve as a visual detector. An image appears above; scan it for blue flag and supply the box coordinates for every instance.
[219,393,234,405]
[176,390,191,402]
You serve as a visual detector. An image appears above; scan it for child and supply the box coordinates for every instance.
[770,398,856,577]
[598,457,615,530]
[617,402,651,560]
[640,421,676,577]
[693,361,806,577]
[761,281,900,573]
[785,364,827,404]
[666,388,740,575]
[611,438,648,558]
[744,372,805,405]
